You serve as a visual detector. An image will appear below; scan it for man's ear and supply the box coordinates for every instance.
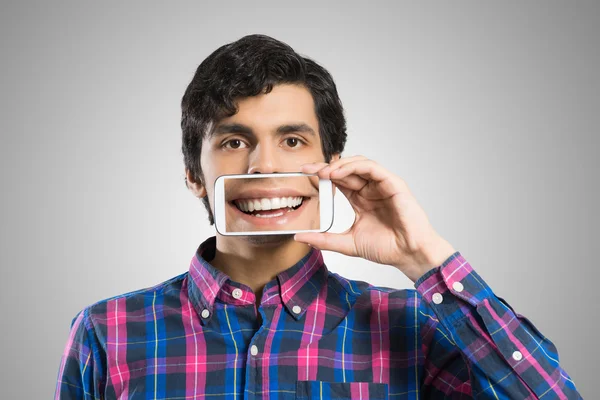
[185,168,207,198]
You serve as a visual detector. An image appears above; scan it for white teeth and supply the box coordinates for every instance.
[260,198,270,210]
[235,196,303,213]
[255,210,285,218]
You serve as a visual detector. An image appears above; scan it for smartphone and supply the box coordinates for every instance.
[214,172,334,236]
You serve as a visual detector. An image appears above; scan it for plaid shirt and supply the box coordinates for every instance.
[55,236,581,399]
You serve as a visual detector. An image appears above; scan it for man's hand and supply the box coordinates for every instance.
[294,155,456,283]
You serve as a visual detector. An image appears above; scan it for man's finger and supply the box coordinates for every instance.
[300,155,368,175]
[318,155,368,173]
[329,159,388,182]
[300,162,328,173]
[330,174,368,192]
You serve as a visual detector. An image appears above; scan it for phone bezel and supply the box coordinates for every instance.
[213,172,334,236]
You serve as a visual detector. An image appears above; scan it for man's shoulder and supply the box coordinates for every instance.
[326,271,426,324]
[76,271,189,326]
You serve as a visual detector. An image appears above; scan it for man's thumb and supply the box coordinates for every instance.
[293,232,355,256]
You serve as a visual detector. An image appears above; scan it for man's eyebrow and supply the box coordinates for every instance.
[276,123,316,137]
[209,122,316,139]
[210,123,253,138]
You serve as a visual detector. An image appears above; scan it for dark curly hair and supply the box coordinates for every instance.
[181,34,347,225]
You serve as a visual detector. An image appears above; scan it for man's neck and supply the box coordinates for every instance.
[210,236,312,306]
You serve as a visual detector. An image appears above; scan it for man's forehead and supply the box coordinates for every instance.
[230,85,316,119]
[205,84,320,139]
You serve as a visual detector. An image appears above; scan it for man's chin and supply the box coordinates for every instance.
[240,233,295,247]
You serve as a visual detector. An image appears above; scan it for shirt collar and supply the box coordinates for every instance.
[187,236,328,323]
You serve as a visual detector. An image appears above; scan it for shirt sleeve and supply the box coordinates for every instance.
[54,308,106,400]
[414,251,582,399]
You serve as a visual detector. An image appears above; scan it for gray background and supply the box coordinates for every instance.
[0,1,597,398]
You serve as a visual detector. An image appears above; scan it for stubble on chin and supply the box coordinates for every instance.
[242,234,295,247]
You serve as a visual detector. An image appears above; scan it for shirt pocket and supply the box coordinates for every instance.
[296,380,388,400]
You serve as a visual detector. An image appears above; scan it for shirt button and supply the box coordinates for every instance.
[512,351,523,361]
[452,281,464,292]
[432,293,443,304]
[292,305,302,314]
[250,345,259,356]
[201,309,210,319]
[232,288,243,299]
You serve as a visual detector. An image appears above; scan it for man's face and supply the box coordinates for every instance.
[187,83,338,242]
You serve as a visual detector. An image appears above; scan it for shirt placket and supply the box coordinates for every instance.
[242,281,283,400]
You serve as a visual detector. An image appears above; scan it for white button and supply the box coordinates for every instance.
[432,293,443,304]
[512,351,523,361]
[250,345,259,356]
[292,305,302,314]
[201,309,210,319]
[232,288,243,299]
[452,282,464,292]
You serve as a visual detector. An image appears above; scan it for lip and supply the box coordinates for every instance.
[228,196,311,227]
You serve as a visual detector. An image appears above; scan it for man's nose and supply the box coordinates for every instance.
[247,144,280,174]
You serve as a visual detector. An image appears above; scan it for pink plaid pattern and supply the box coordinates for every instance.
[55,236,582,399]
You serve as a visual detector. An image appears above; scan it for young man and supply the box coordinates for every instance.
[55,34,581,399]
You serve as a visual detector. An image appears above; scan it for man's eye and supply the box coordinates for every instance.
[285,137,303,148]
[223,139,246,149]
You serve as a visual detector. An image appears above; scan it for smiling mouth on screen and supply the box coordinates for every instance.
[228,195,311,227]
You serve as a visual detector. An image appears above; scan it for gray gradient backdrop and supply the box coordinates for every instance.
[0,1,597,398]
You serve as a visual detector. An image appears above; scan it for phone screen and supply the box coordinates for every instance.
[221,175,322,233]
